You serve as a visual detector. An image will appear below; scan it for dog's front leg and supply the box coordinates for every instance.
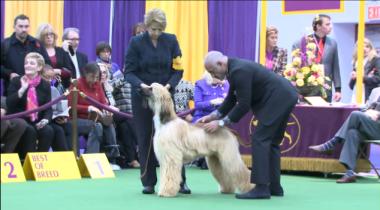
[158,156,182,197]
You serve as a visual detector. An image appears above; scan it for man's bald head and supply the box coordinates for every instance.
[204,51,228,80]
[204,51,225,67]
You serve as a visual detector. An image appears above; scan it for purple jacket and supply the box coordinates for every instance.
[192,78,229,122]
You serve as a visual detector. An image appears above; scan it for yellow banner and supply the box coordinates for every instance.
[146,1,209,83]
[1,154,26,183]
[78,154,115,179]
[4,0,64,45]
[23,152,81,181]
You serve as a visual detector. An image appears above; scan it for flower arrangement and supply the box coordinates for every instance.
[283,36,331,99]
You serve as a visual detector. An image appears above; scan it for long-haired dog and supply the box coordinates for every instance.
[146,83,254,197]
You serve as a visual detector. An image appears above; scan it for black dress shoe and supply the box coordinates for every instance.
[336,175,356,183]
[270,187,284,196]
[235,186,271,199]
[179,183,191,194]
[142,186,155,194]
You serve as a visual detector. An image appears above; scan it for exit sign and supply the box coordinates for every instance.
[368,5,380,20]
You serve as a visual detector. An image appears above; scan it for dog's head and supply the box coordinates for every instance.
[145,83,176,123]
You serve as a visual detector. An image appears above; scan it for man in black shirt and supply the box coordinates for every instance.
[199,51,298,199]
[1,14,50,94]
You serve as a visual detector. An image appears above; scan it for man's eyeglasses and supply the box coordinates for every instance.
[67,38,80,41]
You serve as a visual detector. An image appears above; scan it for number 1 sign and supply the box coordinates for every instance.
[1,154,26,183]
[77,153,115,179]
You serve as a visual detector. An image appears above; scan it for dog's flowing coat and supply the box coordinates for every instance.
[147,83,253,197]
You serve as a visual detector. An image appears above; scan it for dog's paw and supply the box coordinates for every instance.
[158,191,177,197]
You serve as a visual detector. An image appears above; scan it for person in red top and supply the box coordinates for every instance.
[67,63,120,169]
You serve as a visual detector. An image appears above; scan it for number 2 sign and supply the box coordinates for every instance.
[1,154,26,183]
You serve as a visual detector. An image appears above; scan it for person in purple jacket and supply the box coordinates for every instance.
[192,72,229,169]
[192,73,230,123]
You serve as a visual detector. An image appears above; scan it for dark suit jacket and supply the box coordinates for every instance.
[218,58,298,126]
[293,35,341,92]
[349,56,380,100]
[124,31,183,91]
[67,51,88,79]
[6,77,52,123]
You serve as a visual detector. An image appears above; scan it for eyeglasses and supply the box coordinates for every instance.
[45,33,55,37]
[67,38,80,41]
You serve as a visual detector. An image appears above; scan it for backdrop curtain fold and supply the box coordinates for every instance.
[64,1,111,61]
[208,1,258,60]
[111,0,145,68]
[146,1,209,82]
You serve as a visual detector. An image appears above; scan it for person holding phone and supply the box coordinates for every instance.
[62,27,88,79]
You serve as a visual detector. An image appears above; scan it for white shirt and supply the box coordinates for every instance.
[69,53,81,79]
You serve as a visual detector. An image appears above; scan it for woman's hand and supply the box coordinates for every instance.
[36,119,49,130]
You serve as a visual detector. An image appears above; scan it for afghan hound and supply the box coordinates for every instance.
[146,83,254,197]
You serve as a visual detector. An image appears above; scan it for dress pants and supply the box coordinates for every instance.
[335,111,380,170]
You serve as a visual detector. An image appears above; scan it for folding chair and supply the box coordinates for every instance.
[358,140,380,179]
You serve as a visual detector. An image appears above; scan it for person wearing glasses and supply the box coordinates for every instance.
[62,27,88,79]
[36,23,73,91]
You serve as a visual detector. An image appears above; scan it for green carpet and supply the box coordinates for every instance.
[1,168,379,210]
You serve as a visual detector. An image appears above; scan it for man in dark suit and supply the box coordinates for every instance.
[199,51,298,199]
[309,87,380,183]
[293,14,341,102]
[1,14,50,94]
[62,27,88,79]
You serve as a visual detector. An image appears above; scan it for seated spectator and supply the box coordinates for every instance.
[110,66,140,168]
[309,87,380,183]
[6,52,54,156]
[96,42,121,76]
[174,79,194,122]
[192,72,229,169]
[62,27,88,79]
[132,22,146,36]
[349,38,380,103]
[1,96,28,154]
[265,26,287,75]
[41,64,71,151]
[192,72,229,123]
[67,62,120,170]
[36,23,73,92]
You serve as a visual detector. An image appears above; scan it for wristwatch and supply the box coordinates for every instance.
[218,119,225,127]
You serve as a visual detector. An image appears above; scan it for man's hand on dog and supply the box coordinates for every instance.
[202,120,219,133]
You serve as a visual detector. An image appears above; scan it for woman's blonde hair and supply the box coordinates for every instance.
[144,8,167,29]
[25,52,45,72]
[353,37,378,62]
[36,23,57,46]
[266,26,278,38]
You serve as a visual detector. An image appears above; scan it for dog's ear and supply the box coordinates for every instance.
[142,86,153,96]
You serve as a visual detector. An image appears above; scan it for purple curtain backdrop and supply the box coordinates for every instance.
[208,1,258,60]
[1,0,4,96]
[1,0,4,40]
[63,1,111,62]
[111,1,145,68]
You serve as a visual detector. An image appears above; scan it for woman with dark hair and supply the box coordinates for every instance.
[67,62,120,169]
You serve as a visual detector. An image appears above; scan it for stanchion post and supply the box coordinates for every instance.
[71,79,79,157]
